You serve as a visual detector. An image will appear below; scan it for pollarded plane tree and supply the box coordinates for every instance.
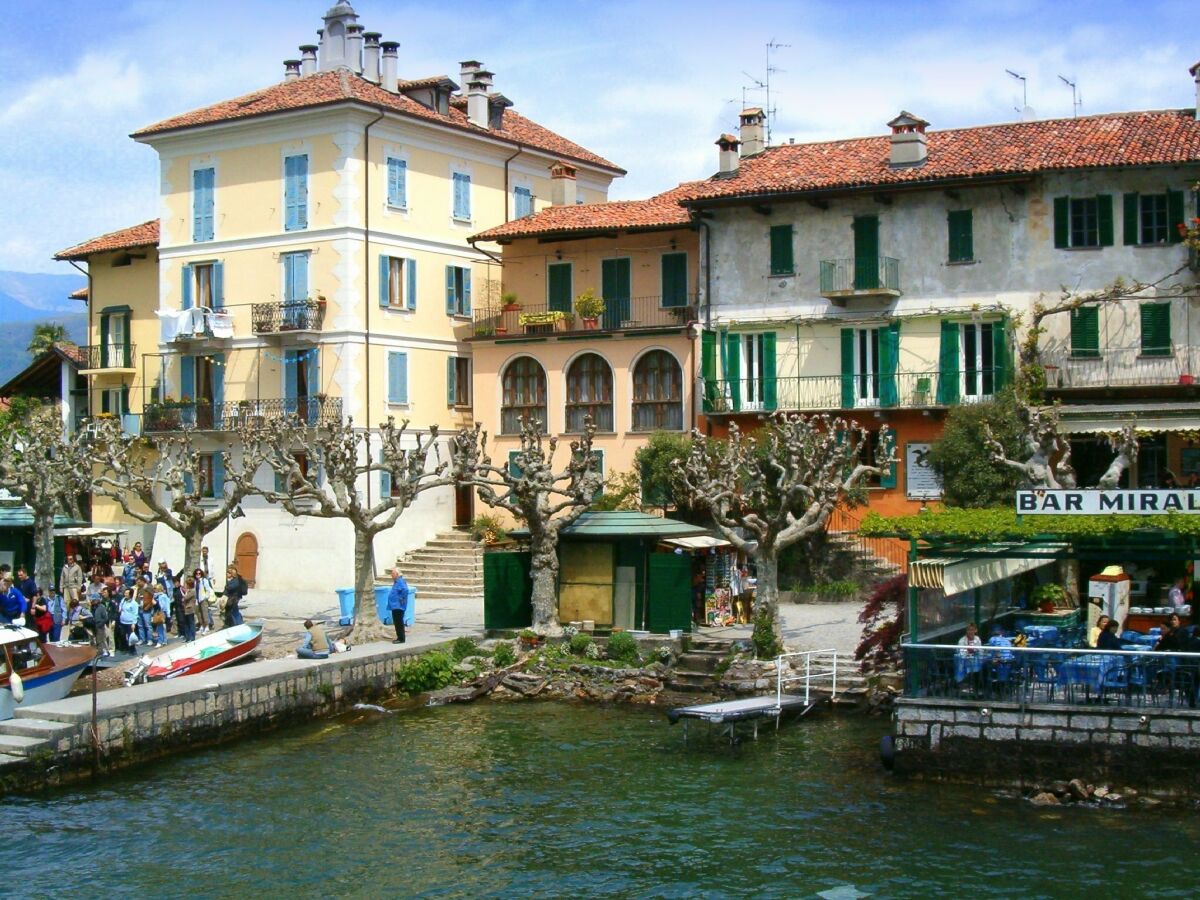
[450,416,602,635]
[677,412,895,632]
[87,419,274,575]
[256,416,451,641]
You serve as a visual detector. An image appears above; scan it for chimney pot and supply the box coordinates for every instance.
[886,111,930,166]
[363,31,381,83]
[299,44,318,76]
[1192,60,1200,121]
[467,79,489,128]
[550,162,578,206]
[347,23,364,74]
[283,59,302,82]
[459,60,482,93]
[380,41,399,92]
[739,107,766,156]
[715,133,740,176]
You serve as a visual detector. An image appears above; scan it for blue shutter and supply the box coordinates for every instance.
[180,356,195,401]
[379,447,392,498]
[379,255,391,307]
[213,261,224,309]
[283,252,308,304]
[309,346,320,397]
[445,265,456,314]
[406,258,417,310]
[212,452,225,497]
[285,155,308,231]
[388,351,408,404]
[453,172,470,219]
[447,356,457,405]
[193,168,214,242]
[181,264,193,310]
[212,354,224,410]
[284,350,299,412]
[387,157,406,208]
[514,186,532,218]
[462,268,472,315]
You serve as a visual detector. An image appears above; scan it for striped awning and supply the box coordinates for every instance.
[911,543,1068,595]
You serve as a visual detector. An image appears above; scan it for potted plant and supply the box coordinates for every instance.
[1033,583,1068,613]
[518,628,541,649]
[575,289,604,329]
[501,292,521,312]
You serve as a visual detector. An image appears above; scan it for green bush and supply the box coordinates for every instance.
[798,580,859,596]
[395,651,455,696]
[751,608,782,659]
[568,633,594,655]
[493,641,516,667]
[450,636,479,660]
[470,514,508,545]
[927,389,1024,508]
[606,630,639,664]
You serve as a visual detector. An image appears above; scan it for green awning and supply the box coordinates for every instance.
[510,511,712,540]
[0,505,84,529]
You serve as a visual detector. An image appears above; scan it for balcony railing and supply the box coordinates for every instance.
[819,257,901,298]
[141,396,342,433]
[79,343,136,370]
[473,295,696,338]
[700,369,1003,413]
[252,300,326,335]
[1041,346,1196,390]
[161,307,234,344]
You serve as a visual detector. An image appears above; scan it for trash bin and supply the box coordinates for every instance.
[335,587,356,626]
[375,584,416,627]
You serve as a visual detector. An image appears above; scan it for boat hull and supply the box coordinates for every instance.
[0,645,94,720]
[144,623,264,682]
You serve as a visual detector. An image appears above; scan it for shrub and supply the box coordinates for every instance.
[798,580,859,596]
[493,641,516,667]
[395,651,455,696]
[584,641,603,660]
[606,630,639,664]
[854,574,908,672]
[450,636,479,661]
[518,628,539,641]
[927,389,1024,508]
[470,514,508,545]
[569,633,594,655]
[751,608,782,659]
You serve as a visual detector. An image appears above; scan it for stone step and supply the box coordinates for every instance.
[414,590,483,600]
[0,733,53,757]
[676,651,727,674]
[405,574,483,585]
[688,639,735,653]
[422,539,483,550]
[400,562,484,575]
[0,718,74,741]
[0,753,26,768]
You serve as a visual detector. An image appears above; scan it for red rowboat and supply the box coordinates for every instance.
[125,621,264,686]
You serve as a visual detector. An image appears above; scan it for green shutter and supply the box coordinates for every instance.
[947,210,973,262]
[446,356,457,405]
[445,265,456,315]
[547,263,572,312]
[379,255,390,307]
[991,318,1009,392]
[701,330,717,412]
[762,332,777,411]
[724,332,741,412]
[99,314,110,368]
[1168,190,1186,244]
[879,321,900,407]
[1123,193,1140,245]
[839,328,855,409]
[936,320,960,405]
[661,252,688,307]
[1140,303,1171,357]
[1053,197,1069,249]
[769,225,793,275]
[1097,194,1114,247]
[1070,307,1100,359]
[406,258,417,310]
[880,426,897,489]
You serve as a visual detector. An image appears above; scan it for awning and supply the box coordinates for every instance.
[1054,403,1200,436]
[661,535,732,551]
[510,511,711,540]
[53,527,129,538]
[911,543,1067,594]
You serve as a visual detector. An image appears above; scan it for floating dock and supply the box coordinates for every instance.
[668,694,821,743]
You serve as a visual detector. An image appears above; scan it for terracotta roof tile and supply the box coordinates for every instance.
[68,286,88,300]
[54,342,85,366]
[55,219,159,261]
[132,70,623,174]
[685,109,1200,203]
[472,184,699,241]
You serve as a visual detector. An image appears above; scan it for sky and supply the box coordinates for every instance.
[0,0,1195,274]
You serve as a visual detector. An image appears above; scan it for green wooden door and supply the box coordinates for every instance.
[647,552,693,633]
[547,263,573,313]
[853,215,880,289]
[483,551,533,629]
[601,258,631,330]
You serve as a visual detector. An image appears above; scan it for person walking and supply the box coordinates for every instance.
[179,576,198,643]
[193,568,214,635]
[45,587,66,642]
[59,555,85,606]
[220,565,248,628]
[387,569,409,644]
[152,585,171,647]
[91,594,113,658]
[119,591,140,654]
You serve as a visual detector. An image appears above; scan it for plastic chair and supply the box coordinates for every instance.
[911,376,932,406]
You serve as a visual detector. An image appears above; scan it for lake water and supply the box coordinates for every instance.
[4,702,1197,898]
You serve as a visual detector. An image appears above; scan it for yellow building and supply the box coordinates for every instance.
[469,186,699,522]
[53,2,622,589]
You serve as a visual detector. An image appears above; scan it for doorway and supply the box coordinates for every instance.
[455,484,474,528]
[234,532,259,587]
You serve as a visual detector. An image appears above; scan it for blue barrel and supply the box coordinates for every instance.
[335,587,356,625]
[374,585,416,627]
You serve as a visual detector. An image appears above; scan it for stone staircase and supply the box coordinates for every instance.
[824,531,904,595]
[0,712,76,766]
[389,529,483,600]
[665,637,734,694]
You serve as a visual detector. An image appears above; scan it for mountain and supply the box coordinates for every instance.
[0,314,90,386]
[0,269,86,321]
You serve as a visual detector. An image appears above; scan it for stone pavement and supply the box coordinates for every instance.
[701,600,864,656]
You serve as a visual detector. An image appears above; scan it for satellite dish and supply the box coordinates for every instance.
[9,672,24,704]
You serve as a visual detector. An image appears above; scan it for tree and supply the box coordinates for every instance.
[677,413,893,631]
[633,430,692,511]
[854,574,908,673]
[26,322,67,358]
[0,405,92,590]
[927,390,1026,507]
[256,417,452,640]
[87,420,273,575]
[451,417,602,635]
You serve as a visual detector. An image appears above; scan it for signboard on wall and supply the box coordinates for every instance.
[1017,490,1200,515]
[906,442,942,500]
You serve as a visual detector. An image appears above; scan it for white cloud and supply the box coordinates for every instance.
[0,53,145,128]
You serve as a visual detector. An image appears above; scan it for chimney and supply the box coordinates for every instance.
[347,24,364,74]
[459,60,482,91]
[886,111,929,166]
[299,45,318,76]
[380,41,399,92]
[489,93,513,130]
[363,32,381,83]
[467,79,489,128]
[283,59,302,82]
[739,107,766,156]
[715,133,740,176]
[550,162,578,206]
[1192,60,1200,120]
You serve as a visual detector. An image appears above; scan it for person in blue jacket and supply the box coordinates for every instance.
[387,568,409,644]
[0,577,28,624]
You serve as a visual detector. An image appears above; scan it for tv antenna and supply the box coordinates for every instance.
[764,39,789,145]
[1058,74,1081,117]
[1005,69,1027,113]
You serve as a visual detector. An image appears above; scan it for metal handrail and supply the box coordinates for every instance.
[827,506,910,573]
[473,295,696,337]
[776,648,839,707]
[79,343,136,369]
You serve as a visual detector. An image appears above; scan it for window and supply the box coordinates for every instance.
[661,252,688,307]
[741,333,769,411]
[947,209,973,262]
[514,186,533,218]
[275,451,312,493]
[100,311,131,368]
[182,261,223,310]
[378,255,416,311]
[284,154,309,231]
[99,387,126,416]
[632,350,683,431]
[1140,302,1172,357]
[769,224,794,275]
[852,327,881,407]
[447,356,470,407]
[573,448,604,499]
[193,167,215,242]
[565,353,614,432]
[1139,194,1169,245]
[387,157,407,209]
[387,351,409,404]
[452,171,471,221]
[1070,306,1100,359]
[501,356,547,434]
[1053,195,1113,249]
[444,265,471,316]
[1124,191,1186,246]
[197,453,216,499]
[961,322,994,401]
[854,427,897,489]
[547,262,572,312]
[282,252,309,327]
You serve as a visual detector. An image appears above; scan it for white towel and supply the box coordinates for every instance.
[208,311,234,338]
[156,308,184,343]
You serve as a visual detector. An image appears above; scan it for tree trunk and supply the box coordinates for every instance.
[753,550,780,628]
[32,506,55,591]
[183,530,204,579]
[529,526,562,636]
[346,528,390,644]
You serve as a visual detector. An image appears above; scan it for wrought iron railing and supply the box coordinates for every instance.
[902,643,1200,711]
[826,506,910,573]
[1041,346,1194,389]
[251,300,326,334]
[141,396,343,433]
[819,257,901,295]
[80,343,135,369]
[473,295,696,338]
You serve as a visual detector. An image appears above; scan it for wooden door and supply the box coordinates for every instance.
[853,215,880,289]
[234,532,259,587]
[455,484,473,527]
[600,258,631,330]
[558,542,613,626]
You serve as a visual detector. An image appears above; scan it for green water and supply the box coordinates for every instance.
[4,702,1197,898]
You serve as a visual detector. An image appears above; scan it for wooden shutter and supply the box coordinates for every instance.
[193,168,214,242]
[762,331,777,411]
[446,356,457,405]
[548,263,572,312]
[181,264,193,310]
[840,328,855,409]
[100,314,110,368]
[453,173,470,219]
[1140,303,1171,357]
[379,255,391,307]
[1168,190,1186,244]
[1097,194,1114,247]
[724,332,740,412]
[212,261,224,309]
[769,225,793,275]
[379,447,392,498]
[388,351,408,404]
[387,157,406,208]
[405,258,417,310]
[180,355,195,401]
[463,269,472,315]
[1070,306,1099,359]
[1123,193,1140,245]
[212,353,224,409]
[880,320,900,407]
[991,318,1009,391]
[701,330,716,412]
[212,452,225,496]
[935,320,960,405]
[284,350,298,404]
[284,155,308,231]
[660,252,687,307]
[1053,197,1069,249]
[445,265,456,314]
[947,210,972,262]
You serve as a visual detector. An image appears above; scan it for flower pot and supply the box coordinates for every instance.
[502,303,521,313]
[582,317,600,330]
[1180,374,1195,386]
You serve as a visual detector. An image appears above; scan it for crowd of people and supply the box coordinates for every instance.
[0,542,251,659]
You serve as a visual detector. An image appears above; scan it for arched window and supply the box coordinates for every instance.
[632,350,683,431]
[501,356,547,434]
[565,353,614,432]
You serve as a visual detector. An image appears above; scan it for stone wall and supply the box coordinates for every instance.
[894,697,1200,799]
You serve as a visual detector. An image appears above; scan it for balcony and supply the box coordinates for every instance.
[159,307,234,346]
[818,257,901,301]
[472,295,696,340]
[1042,346,1198,393]
[252,300,326,340]
[79,343,136,374]
[140,396,343,434]
[700,369,1002,414]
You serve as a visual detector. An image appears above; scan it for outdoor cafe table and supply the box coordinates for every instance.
[1056,654,1124,692]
